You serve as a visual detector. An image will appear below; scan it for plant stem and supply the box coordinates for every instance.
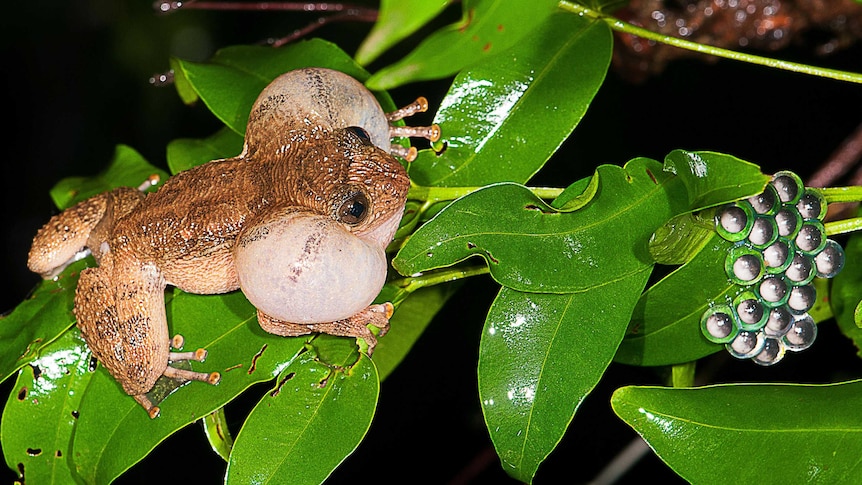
[390,265,489,305]
[408,184,563,205]
[825,217,862,237]
[816,186,862,204]
[558,1,862,84]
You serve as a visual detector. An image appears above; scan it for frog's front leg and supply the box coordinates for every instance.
[256,302,394,354]
[75,253,219,418]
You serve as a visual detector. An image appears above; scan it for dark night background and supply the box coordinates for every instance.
[3,1,862,483]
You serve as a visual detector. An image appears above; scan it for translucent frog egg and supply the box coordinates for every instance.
[727,330,765,359]
[796,189,826,221]
[734,291,767,330]
[700,305,739,343]
[725,246,764,285]
[715,203,754,242]
[787,284,817,314]
[748,216,778,248]
[784,253,815,285]
[814,239,845,278]
[771,171,804,204]
[763,305,793,337]
[758,275,789,306]
[763,238,793,273]
[774,208,802,238]
[794,221,826,255]
[783,314,817,351]
[748,184,779,215]
[753,337,786,366]
[763,238,793,272]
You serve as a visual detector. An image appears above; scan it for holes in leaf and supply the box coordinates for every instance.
[17,387,26,401]
[26,448,42,457]
[248,344,268,375]
[270,372,296,397]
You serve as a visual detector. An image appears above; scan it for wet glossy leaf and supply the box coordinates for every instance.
[408,12,612,186]
[355,0,454,65]
[479,271,650,483]
[615,235,733,366]
[0,260,87,383]
[662,150,770,209]
[166,128,244,175]
[396,153,767,293]
[648,212,716,265]
[366,0,559,90]
[226,336,378,484]
[49,145,167,210]
[171,40,381,136]
[612,381,862,483]
[1,329,92,484]
[71,290,308,484]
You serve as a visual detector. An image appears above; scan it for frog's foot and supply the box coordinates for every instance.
[166,334,221,385]
[386,97,441,162]
[257,303,394,354]
[133,394,162,419]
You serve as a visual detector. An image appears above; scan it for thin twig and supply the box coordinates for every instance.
[808,122,862,187]
[268,9,378,47]
[155,0,371,13]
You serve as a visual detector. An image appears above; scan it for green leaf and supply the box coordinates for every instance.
[395,159,688,293]
[71,290,307,484]
[166,128,245,175]
[355,0,454,65]
[408,12,612,186]
[226,336,378,484]
[49,145,167,210]
[831,228,862,356]
[479,270,650,483]
[612,381,862,483]
[648,212,716,265]
[172,40,374,136]
[0,260,88,384]
[663,150,770,209]
[1,328,92,484]
[366,0,559,90]
[396,153,768,293]
[615,234,733,366]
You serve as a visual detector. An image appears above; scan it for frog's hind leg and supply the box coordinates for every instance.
[256,303,394,354]
[75,255,218,419]
[28,186,145,278]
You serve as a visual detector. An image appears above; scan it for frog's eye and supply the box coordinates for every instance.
[345,126,373,145]
[337,191,369,225]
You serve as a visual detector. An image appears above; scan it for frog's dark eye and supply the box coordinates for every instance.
[337,191,369,225]
[345,126,373,145]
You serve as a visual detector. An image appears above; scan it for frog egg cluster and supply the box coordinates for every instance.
[702,171,844,366]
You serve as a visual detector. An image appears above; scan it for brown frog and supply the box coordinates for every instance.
[27,67,439,418]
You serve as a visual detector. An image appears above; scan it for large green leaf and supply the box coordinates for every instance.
[226,336,378,484]
[612,381,862,483]
[355,0,454,65]
[366,0,559,90]
[615,234,733,366]
[395,153,768,293]
[407,12,612,186]
[1,329,92,484]
[49,145,167,210]
[479,270,650,483]
[0,260,87,384]
[71,290,307,484]
[171,40,373,136]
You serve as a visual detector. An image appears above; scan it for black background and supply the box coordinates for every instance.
[3,1,862,483]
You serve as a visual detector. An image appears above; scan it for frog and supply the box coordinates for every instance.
[27,67,440,418]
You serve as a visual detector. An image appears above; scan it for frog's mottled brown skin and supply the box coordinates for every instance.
[27,68,438,418]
